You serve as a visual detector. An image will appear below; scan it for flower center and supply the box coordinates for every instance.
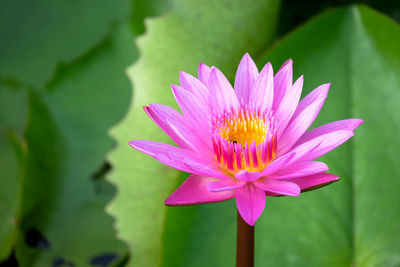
[218,112,268,147]
[212,107,277,174]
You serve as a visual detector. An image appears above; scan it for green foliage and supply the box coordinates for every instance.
[0,0,130,88]
[0,84,27,260]
[0,0,138,265]
[14,25,135,266]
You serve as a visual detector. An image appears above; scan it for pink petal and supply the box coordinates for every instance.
[249,62,273,112]
[210,67,240,114]
[270,161,329,179]
[165,175,235,206]
[262,151,296,175]
[129,140,226,178]
[288,173,339,192]
[235,170,263,182]
[171,84,210,132]
[198,63,212,88]
[145,104,211,154]
[182,160,229,179]
[179,71,210,110]
[272,59,293,110]
[236,183,266,226]
[278,58,293,71]
[288,130,355,163]
[264,173,338,196]
[274,75,303,137]
[234,53,259,103]
[144,104,191,149]
[292,83,331,119]
[296,119,364,145]
[254,178,300,196]
[166,116,213,155]
[207,179,245,192]
[278,83,330,156]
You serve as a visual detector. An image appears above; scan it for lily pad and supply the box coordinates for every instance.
[13,25,136,266]
[0,0,130,88]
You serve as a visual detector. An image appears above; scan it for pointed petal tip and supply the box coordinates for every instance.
[279,58,293,71]
[237,208,257,226]
[260,62,273,76]
[164,195,193,206]
[321,83,331,94]
[291,186,301,196]
[306,83,330,102]
[170,84,179,91]
[294,74,304,88]
[354,119,365,127]
[129,140,150,154]
[179,71,195,83]
[262,61,272,70]
[165,175,235,206]
[198,62,209,68]
[241,52,253,62]
[235,184,265,227]
[238,52,257,70]
[164,197,173,206]
[243,216,256,226]
[171,84,184,99]
[198,62,211,76]
[295,173,340,193]
[128,140,137,148]
[343,118,364,132]
[178,71,186,81]
[143,105,152,115]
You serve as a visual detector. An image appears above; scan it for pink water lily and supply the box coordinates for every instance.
[130,53,363,226]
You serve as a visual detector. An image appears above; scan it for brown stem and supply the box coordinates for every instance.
[236,212,254,267]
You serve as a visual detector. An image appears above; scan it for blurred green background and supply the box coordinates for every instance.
[1,0,400,266]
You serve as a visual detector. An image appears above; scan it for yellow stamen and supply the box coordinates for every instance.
[218,112,268,146]
[212,109,277,174]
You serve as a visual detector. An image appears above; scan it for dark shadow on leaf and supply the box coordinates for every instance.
[0,251,18,267]
[25,228,50,250]
[89,253,118,267]
[52,258,74,267]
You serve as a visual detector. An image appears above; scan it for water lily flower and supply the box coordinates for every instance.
[130,53,363,226]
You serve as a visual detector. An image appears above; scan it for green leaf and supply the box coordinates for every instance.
[162,5,400,266]
[107,0,281,266]
[0,84,27,260]
[130,0,173,35]
[12,25,136,266]
[0,0,130,88]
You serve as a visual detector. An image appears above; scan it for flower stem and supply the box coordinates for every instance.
[236,212,254,267]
